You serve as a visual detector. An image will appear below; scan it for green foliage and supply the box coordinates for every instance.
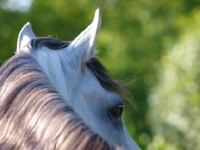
[148,9,200,150]
[0,0,200,149]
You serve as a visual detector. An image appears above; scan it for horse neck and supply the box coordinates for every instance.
[0,53,120,150]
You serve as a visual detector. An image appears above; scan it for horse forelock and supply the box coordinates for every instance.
[30,37,133,103]
[0,53,120,149]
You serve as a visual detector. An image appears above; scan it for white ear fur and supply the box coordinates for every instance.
[70,8,101,63]
[17,22,36,53]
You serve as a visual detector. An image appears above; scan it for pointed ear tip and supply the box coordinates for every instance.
[19,22,31,36]
[95,8,100,14]
[24,22,32,29]
[95,8,101,19]
[18,22,36,38]
[93,8,101,28]
[26,22,31,25]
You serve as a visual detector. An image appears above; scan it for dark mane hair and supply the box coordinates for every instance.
[0,51,121,149]
[31,37,133,103]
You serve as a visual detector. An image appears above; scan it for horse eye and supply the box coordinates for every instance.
[110,105,124,118]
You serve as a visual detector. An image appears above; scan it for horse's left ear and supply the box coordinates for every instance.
[69,8,101,63]
[16,22,36,53]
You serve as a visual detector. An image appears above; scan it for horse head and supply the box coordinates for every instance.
[16,9,140,150]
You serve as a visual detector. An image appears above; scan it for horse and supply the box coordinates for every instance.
[0,9,140,150]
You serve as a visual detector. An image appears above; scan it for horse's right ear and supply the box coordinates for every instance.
[16,22,36,53]
[69,9,101,63]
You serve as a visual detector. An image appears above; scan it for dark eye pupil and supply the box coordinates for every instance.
[111,105,124,118]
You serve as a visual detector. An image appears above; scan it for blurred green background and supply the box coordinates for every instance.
[0,0,200,149]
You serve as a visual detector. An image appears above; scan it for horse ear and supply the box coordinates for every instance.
[17,22,36,53]
[70,8,101,63]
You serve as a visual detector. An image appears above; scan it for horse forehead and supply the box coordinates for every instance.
[35,46,122,105]
[35,46,74,67]
[79,67,123,105]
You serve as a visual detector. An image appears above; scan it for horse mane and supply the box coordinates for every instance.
[0,51,121,149]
